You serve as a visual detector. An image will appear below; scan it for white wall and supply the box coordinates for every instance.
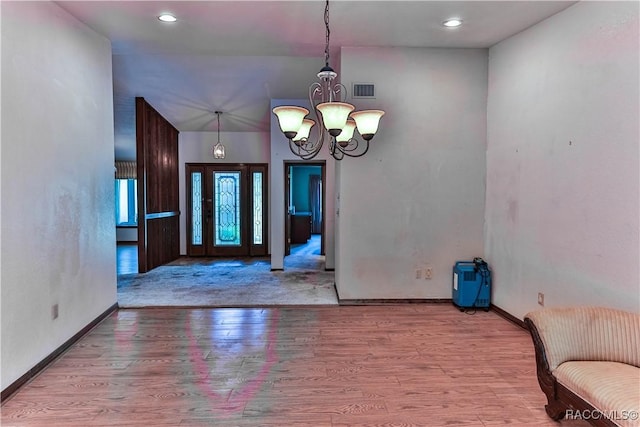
[486,1,640,319]
[270,99,336,270]
[336,47,488,299]
[178,131,270,254]
[1,2,117,390]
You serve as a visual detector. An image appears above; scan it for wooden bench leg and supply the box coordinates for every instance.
[545,399,567,421]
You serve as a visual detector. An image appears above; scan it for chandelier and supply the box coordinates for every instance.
[212,111,225,159]
[272,0,384,160]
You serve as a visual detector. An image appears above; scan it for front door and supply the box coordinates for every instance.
[186,163,267,257]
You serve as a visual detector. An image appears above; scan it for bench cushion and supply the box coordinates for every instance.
[554,361,640,427]
[525,307,640,371]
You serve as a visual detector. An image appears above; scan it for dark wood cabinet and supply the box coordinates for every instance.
[290,213,311,244]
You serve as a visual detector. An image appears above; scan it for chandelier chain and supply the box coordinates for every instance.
[324,0,330,67]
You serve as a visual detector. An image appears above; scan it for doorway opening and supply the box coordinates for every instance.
[284,161,326,271]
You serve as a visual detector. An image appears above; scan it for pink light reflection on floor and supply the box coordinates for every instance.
[185,309,280,418]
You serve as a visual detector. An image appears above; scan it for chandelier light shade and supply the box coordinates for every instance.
[350,110,385,140]
[335,119,356,147]
[316,102,355,136]
[293,119,315,144]
[272,106,310,139]
[213,111,225,159]
[272,0,384,160]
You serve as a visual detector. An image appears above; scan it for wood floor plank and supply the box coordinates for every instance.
[1,305,592,426]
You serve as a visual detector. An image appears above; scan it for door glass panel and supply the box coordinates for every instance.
[253,172,263,245]
[191,172,202,245]
[214,171,241,246]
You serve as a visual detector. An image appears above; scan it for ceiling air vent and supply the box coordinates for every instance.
[352,83,375,98]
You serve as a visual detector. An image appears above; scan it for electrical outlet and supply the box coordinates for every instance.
[52,304,59,320]
[425,267,433,280]
[415,269,422,279]
[537,293,544,306]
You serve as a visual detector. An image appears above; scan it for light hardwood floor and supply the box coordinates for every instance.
[1,305,589,426]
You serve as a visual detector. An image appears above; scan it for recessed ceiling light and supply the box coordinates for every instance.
[443,18,463,28]
[158,14,177,23]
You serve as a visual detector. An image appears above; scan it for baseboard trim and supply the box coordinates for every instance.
[490,303,526,330]
[1,302,119,403]
[339,298,453,305]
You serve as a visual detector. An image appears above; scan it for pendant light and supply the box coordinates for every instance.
[213,111,225,159]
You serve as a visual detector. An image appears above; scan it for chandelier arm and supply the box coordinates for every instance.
[329,138,344,161]
[304,142,323,158]
[295,138,323,159]
[289,136,323,159]
[288,139,313,159]
[289,137,324,160]
[310,82,324,104]
[333,137,371,158]
[332,83,346,103]
[302,149,321,161]
[289,81,326,160]
[337,138,361,152]
[288,139,302,157]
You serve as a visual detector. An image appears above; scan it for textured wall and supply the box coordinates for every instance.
[486,1,640,318]
[337,47,488,299]
[1,2,116,390]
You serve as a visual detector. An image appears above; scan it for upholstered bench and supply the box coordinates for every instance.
[524,306,640,427]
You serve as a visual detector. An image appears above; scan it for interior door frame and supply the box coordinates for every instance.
[284,160,326,257]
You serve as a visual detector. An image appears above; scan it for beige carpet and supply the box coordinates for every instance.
[117,237,337,308]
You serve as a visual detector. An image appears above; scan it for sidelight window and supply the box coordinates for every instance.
[191,172,202,245]
[253,172,263,245]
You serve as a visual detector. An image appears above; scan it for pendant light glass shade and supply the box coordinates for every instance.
[350,110,385,140]
[336,119,356,147]
[273,106,310,139]
[213,143,225,159]
[316,102,355,136]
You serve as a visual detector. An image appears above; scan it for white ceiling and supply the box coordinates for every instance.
[56,1,577,160]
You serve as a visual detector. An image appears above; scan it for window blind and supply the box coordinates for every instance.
[115,161,136,179]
